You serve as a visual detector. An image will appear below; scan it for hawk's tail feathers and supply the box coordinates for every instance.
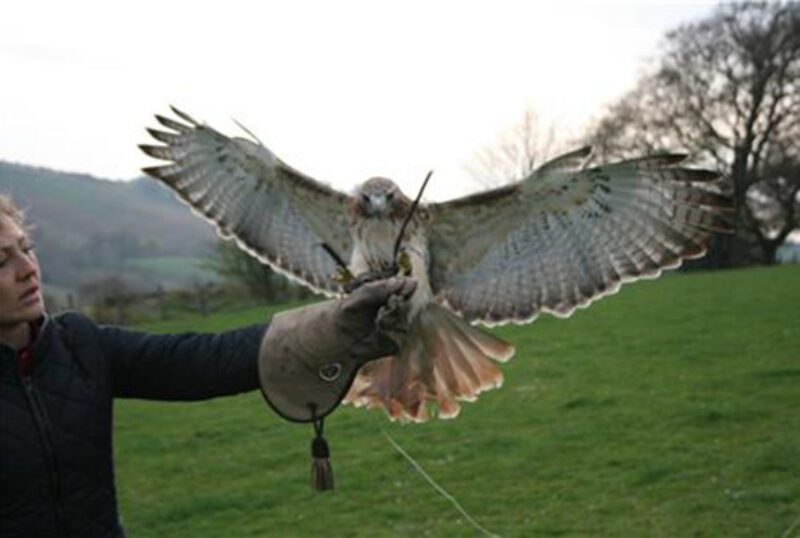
[344,304,515,423]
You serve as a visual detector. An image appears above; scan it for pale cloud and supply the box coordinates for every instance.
[0,0,716,200]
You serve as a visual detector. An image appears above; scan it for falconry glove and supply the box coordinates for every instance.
[258,276,416,423]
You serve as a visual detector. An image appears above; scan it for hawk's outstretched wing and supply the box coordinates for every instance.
[140,107,352,296]
[427,147,732,325]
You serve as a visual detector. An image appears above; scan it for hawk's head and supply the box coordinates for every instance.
[353,177,410,220]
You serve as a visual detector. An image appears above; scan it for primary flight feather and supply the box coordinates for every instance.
[140,107,732,422]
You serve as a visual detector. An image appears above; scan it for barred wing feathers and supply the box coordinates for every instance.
[428,148,731,325]
[140,107,352,296]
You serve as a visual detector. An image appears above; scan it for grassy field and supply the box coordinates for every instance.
[115,266,800,537]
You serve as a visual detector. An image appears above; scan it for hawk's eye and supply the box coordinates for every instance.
[361,194,370,204]
[386,192,394,201]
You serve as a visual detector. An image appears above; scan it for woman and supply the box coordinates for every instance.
[0,194,413,537]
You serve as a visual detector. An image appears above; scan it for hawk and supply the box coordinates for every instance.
[140,107,731,423]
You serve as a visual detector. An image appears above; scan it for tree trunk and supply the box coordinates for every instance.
[761,242,779,265]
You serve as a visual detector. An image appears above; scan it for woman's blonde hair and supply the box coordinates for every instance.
[0,194,26,228]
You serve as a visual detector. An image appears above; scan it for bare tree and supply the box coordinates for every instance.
[586,2,800,266]
[205,239,277,300]
[78,276,135,324]
[467,108,566,187]
[204,239,314,302]
[747,152,800,263]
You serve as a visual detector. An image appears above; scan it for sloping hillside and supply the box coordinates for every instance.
[0,161,218,291]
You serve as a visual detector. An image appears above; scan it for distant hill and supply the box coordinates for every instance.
[0,161,219,295]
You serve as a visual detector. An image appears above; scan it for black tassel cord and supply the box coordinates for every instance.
[310,406,334,491]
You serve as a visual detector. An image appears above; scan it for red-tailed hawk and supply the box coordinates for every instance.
[140,107,731,422]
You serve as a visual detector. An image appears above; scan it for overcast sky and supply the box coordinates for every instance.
[1,0,717,201]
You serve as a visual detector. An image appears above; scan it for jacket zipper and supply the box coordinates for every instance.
[22,374,68,537]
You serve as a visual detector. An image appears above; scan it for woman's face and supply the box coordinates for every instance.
[0,215,44,332]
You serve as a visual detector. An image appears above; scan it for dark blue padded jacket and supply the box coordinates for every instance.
[0,312,265,537]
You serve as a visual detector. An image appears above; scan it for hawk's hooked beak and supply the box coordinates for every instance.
[370,194,388,214]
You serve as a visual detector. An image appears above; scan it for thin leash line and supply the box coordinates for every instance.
[783,515,800,538]
[379,425,501,538]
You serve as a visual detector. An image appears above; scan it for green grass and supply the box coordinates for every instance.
[115,266,800,537]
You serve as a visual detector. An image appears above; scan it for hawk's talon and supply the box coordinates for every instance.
[342,250,413,294]
[332,266,355,286]
[397,250,412,276]
[343,267,398,293]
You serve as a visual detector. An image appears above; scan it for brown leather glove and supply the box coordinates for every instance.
[258,277,416,422]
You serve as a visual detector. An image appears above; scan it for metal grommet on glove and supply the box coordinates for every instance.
[318,362,342,382]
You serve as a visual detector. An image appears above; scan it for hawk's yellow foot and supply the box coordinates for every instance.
[397,250,412,276]
[332,266,355,286]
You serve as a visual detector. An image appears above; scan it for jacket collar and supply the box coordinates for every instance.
[0,315,50,367]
